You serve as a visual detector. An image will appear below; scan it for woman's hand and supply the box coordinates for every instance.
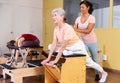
[48,60,57,67]
[41,59,49,65]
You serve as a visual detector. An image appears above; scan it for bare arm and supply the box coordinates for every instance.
[54,40,69,63]
[48,40,69,66]
[41,38,57,65]
[47,39,58,61]
[74,23,95,34]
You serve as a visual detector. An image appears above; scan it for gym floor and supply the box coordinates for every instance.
[0,68,120,83]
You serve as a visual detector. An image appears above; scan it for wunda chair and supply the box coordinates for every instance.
[44,54,86,83]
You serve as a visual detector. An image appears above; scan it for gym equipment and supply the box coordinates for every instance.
[1,61,44,83]
[0,46,46,83]
[44,54,86,83]
[5,46,44,68]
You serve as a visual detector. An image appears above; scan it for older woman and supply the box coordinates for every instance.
[41,8,108,83]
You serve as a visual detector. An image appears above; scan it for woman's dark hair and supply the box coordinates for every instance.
[80,0,94,14]
[7,40,15,47]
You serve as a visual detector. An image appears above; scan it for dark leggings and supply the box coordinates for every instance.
[22,39,40,47]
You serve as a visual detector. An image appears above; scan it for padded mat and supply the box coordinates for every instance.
[27,60,43,66]
[0,64,16,70]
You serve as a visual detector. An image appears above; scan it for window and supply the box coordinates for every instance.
[88,0,110,28]
[64,0,110,28]
[113,0,120,28]
[64,0,80,25]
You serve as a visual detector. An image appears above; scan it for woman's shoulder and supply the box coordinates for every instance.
[65,23,73,28]
[64,23,75,31]
[90,15,95,19]
[75,16,81,23]
[76,16,81,20]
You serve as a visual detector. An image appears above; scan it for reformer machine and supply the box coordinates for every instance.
[0,45,46,83]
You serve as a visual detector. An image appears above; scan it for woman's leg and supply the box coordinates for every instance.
[85,43,100,80]
[49,40,108,82]
[86,56,108,82]
[74,41,108,82]
[86,43,98,63]
[6,49,15,65]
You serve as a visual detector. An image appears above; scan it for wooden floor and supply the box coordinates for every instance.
[0,68,120,83]
[86,68,120,83]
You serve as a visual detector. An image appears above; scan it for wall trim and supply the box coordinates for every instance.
[104,67,120,74]
[87,67,120,74]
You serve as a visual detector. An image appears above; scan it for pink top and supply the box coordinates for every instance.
[53,23,79,47]
[75,15,97,43]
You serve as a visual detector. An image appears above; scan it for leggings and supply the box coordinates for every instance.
[85,42,99,74]
[22,39,40,47]
[85,42,99,63]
